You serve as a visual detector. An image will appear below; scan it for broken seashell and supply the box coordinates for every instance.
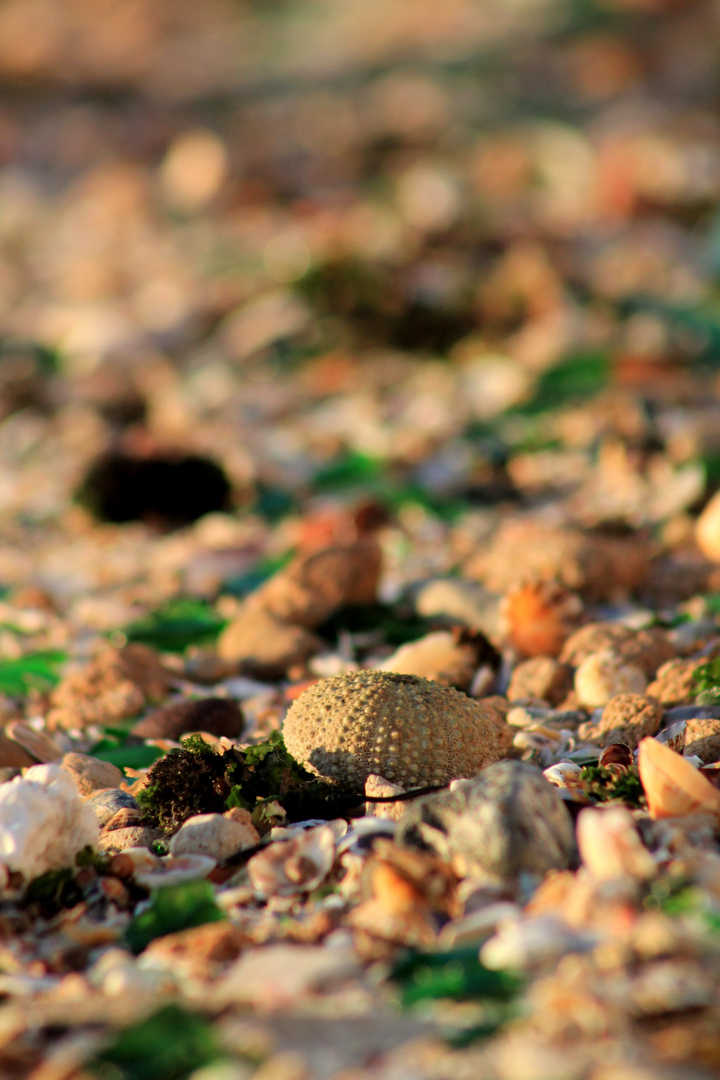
[654,719,687,755]
[577,806,656,881]
[543,762,584,790]
[638,737,720,821]
[133,853,216,890]
[247,823,336,897]
[598,743,634,773]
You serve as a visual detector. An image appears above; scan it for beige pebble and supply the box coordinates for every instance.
[217,607,321,679]
[377,630,477,690]
[61,753,124,796]
[574,649,647,708]
[97,826,163,853]
[169,812,257,862]
[696,490,720,562]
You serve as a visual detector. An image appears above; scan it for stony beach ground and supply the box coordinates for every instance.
[4,1,720,1078]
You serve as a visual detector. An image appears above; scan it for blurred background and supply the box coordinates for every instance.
[1,0,720,583]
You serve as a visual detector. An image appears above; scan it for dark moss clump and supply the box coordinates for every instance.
[138,742,235,832]
[138,732,343,833]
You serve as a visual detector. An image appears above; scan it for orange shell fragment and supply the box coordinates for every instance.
[637,736,720,821]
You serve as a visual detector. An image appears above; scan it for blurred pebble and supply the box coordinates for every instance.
[132,696,244,741]
[86,788,140,828]
[574,649,647,707]
[169,812,258,862]
[61,752,124,795]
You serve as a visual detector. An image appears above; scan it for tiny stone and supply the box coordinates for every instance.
[684,718,720,764]
[169,812,258,861]
[508,657,574,707]
[86,788,140,828]
[578,693,663,750]
[98,826,163,853]
[574,650,647,708]
[61,753,124,796]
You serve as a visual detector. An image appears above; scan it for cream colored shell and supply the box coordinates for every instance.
[282,671,509,791]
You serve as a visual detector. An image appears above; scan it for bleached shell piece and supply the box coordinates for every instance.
[247,823,336,897]
[543,762,584,790]
[0,764,98,882]
[577,806,656,881]
[654,719,687,755]
[133,854,216,890]
[574,649,647,708]
[638,737,720,821]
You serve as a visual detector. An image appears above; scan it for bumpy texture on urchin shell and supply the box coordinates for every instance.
[282,671,511,791]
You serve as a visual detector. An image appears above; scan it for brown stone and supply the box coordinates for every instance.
[61,752,124,795]
[467,521,652,602]
[217,607,321,679]
[97,825,163,853]
[132,696,244,741]
[47,644,172,730]
[685,718,720,764]
[560,622,674,678]
[646,657,707,707]
[253,538,382,629]
[507,657,574,706]
[578,693,663,750]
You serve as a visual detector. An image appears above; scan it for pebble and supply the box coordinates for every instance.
[695,489,720,561]
[132,696,245,741]
[217,606,322,678]
[647,657,708,706]
[168,812,258,861]
[578,693,663,750]
[574,649,647,707]
[377,630,478,690]
[507,657,574,706]
[413,578,501,637]
[61,753,124,796]
[86,788,140,828]
[97,826,163,853]
[253,538,382,628]
[397,760,576,884]
[684,718,720,763]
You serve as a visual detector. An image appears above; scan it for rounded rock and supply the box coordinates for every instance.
[397,760,576,883]
[282,670,512,791]
[86,788,140,828]
[574,650,647,708]
[61,753,124,796]
[98,825,163,853]
[578,693,663,750]
[132,696,244,742]
[169,812,256,862]
[684,717,720,764]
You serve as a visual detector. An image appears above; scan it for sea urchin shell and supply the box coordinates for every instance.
[282,671,511,791]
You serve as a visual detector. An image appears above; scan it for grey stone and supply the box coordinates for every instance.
[397,760,576,883]
[86,788,140,828]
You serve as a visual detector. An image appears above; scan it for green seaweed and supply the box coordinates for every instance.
[122,599,227,653]
[391,946,523,1007]
[90,1004,221,1080]
[0,650,66,697]
[124,881,225,954]
[580,764,647,808]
